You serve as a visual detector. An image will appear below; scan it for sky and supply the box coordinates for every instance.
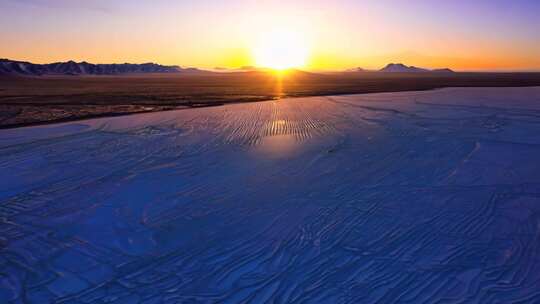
[1,0,539,71]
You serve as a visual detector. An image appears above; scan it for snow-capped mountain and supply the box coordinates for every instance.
[0,59,189,76]
[380,63,453,73]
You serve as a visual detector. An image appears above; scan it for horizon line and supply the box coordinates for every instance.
[3,57,540,74]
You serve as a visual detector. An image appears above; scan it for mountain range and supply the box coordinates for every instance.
[0,59,204,76]
[1,59,454,76]
[379,63,454,73]
[347,63,454,73]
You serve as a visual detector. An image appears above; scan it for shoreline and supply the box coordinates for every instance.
[2,84,540,130]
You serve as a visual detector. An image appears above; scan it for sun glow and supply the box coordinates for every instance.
[253,29,309,71]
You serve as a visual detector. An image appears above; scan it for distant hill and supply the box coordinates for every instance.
[380,63,454,73]
[345,67,367,72]
[0,59,207,76]
[212,66,263,72]
[431,68,455,73]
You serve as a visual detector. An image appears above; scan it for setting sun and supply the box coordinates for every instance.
[253,29,309,70]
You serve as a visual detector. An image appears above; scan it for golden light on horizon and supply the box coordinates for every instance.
[252,29,310,71]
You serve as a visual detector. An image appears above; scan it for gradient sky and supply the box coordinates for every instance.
[1,0,539,71]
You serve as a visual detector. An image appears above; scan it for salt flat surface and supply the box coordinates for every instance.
[1,87,540,303]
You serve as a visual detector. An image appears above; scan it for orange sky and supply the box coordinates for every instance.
[1,0,539,71]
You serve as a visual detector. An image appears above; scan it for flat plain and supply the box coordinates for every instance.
[2,72,540,128]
